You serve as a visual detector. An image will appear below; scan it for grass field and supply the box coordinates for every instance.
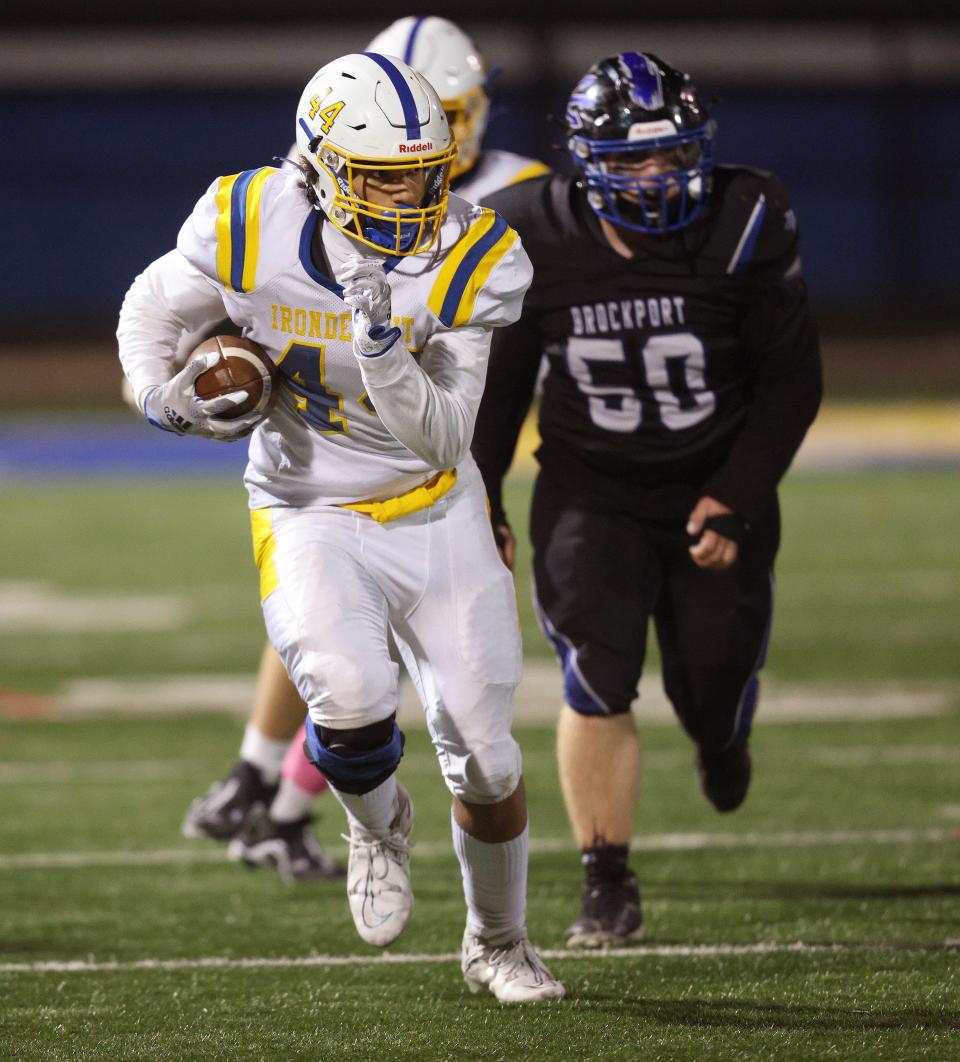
[1,456,959,1059]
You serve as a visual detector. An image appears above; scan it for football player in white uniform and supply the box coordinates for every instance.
[367,16,550,200]
[180,16,551,885]
[118,52,563,1004]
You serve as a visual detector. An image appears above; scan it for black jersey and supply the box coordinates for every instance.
[473,167,822,526]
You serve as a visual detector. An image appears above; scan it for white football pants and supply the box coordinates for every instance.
[257,456,523,805]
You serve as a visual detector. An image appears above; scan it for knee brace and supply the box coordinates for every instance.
[303,713,404,795]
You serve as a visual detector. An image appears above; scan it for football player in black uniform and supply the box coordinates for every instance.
[473,52,822,947]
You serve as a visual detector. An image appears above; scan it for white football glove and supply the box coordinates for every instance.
[339,255,402,358]
[140,351,261,441]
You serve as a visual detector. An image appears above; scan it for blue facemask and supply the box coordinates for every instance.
[571,128,715,235]
[363,208,424,253]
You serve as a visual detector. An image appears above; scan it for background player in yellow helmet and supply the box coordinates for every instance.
[181,16,551,884]
[367,16,550,197]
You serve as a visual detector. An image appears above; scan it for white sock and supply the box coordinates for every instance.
[239,724,288,785]
[329,775,398,835]
[269,777,315,824]
[452,812,528,946]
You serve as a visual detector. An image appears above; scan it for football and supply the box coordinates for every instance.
[191,335,279,419]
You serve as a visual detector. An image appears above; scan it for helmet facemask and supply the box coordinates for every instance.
[570,125,715,234]
[309,140,455,255]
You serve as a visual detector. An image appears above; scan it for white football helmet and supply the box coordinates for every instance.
[366,17,489,179]
[295,52,456,256]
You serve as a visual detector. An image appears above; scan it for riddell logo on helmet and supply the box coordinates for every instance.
[398,142,433,153]
[627,119,677,140]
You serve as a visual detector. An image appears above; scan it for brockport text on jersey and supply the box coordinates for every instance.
[570,295,687,336]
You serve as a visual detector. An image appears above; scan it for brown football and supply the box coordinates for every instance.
[191,335,279,420]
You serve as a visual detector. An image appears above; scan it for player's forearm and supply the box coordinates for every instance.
[472,421,524,527]
[117,275,190,408]
[471,322,542,524]
[472,390,534,519]
[116,251,228,408]
[705,338,823,519]
[357,336,485,470]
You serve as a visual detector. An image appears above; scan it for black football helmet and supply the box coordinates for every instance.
[565,52,716,234]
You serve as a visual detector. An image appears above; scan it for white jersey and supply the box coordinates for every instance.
[117,165,532,510]
[452,149,549,204]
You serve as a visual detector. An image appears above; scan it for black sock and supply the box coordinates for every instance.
[581,843,630,883]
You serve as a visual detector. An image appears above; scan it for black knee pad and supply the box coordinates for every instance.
[303,713,404,795]
[318,715,397,755]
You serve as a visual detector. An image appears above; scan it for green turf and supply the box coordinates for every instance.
[2,470,960,690]
[0,714,958,1059]
[2,952,958,1061]
[1,465,959,1057]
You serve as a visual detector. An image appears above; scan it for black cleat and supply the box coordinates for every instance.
[181,760,279,842]
[696,740,752,812]
[564,871,644,949]
[228,814,345,882]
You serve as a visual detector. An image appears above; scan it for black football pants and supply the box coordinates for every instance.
[529,470,780,752]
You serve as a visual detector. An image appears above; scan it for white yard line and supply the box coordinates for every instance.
[0,581,187,633]
[812,746,960,767]
[0,761,211,783]
[1,939,956,975]
[1,744,955,785]
[42,664,956,722]
[0,848,228,869]
[7,678,954,723]
[629,827,953,850]
[0,827,952,871]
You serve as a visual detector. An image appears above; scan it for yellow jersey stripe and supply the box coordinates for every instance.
[427,209,499,323]
[239,167,273,293]
[214,173,239,290]
[451,226,518,328]
[250,508,278,602]
[508,161,550,185]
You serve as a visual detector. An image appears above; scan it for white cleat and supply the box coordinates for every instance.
[344,783,414,947]
[461,930,565,1004]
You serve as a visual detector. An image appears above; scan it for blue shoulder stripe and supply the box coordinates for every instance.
[297,212,401,295]
[298,212,344,296]
[731,196,768,275]
[437,213,509,327]
[228,168,260,292]
[363,52,421,140]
